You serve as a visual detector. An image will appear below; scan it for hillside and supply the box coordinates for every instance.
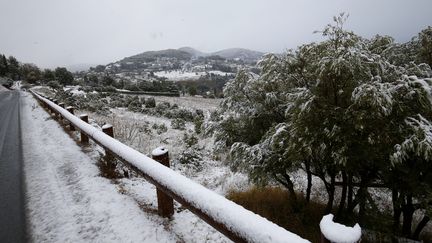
[211,48,264,62]
[178,47,264,61]
[178,47,206,57]
[123,49,193,62]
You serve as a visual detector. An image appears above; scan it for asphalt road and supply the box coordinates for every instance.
[0,90,26,243]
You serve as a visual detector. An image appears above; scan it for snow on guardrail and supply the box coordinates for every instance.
[31,91,309,243]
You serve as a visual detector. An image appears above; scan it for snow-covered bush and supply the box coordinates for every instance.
[152,123,168,134]
[177,147,202,170]
[183,132,198,147]
[171,118,186,130]
[127,97,142,112]
[144,97,156,108]
[155,101,170,113]
[194,116,204,134]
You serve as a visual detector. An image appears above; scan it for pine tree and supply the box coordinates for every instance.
[7,56,20,80]
[0,54,8,76]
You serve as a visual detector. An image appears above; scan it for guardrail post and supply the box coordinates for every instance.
[102,124,116,170]
[79,114,89,143]
[66,106,75,131]
[58,102,65,120]
[152,147,174,218]
[51,99,58,115]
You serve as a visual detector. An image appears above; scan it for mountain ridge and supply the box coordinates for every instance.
[120,47,265,63]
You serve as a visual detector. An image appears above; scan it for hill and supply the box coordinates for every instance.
[211,48,264,62]
[123,49,193,62]
[178,47,206,57]
[178,47,264,62]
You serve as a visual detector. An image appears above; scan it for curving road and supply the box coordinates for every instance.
[0,90,26,243]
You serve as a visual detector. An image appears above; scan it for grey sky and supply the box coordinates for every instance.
[0,0,431,69]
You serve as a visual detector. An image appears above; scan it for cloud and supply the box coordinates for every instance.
[0,0,431,68]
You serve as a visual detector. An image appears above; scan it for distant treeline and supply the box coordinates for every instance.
[0,53,74,87]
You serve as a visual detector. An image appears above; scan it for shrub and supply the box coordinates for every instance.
[194,117,204,134]
[177,147,202,169]
[145,97,156,108]
[183,132,198,147]
[47,80,61,89]
[152,123,168,134]
[127,98,142,112]
[155,101,171,113]
[227,187,325,242]
[171,118,186,130]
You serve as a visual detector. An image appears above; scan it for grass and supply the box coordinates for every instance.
[226,186,326,242]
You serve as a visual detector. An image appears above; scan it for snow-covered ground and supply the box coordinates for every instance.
[87,108,250,195]
[64,85,85,96]
[21,92,237,242]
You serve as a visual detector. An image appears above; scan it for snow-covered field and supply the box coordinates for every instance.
[21,93,238,242]
[130,94,221,112]
[86,106,249,195]
[154,70,233,81]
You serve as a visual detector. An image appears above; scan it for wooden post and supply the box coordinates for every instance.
[66,106,75,131]
[102,124,114,137]
[52,99,58,116]
[58,103,65,121]
[152,147,174,218]
[80,114,89,143]
[102,124,116,170]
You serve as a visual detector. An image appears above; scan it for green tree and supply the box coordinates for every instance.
[188,86,197,96]
[43,69,55,82]
[417,26,432,66]
[7,56,20,80]
[101,75,114,86]
[20,63,41,83]
[0,54,8,76]
[55,67,74,85]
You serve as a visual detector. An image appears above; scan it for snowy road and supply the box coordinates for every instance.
[0,90,26,243]
[21,92,180,242]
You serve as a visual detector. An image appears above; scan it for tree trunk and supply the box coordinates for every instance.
[305,160,312,203]
[347,173,353,211]
[358,177,368,224]
[402,195,415,238]
[274,173,297,204]
[325,174,336,214]
[336,171,347,220]
[413,215,430,240]
[392,189,401,233]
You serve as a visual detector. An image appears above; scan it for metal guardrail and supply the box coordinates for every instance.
[30,90,309,243]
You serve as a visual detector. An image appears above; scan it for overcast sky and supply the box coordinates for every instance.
[0,0,431,69]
